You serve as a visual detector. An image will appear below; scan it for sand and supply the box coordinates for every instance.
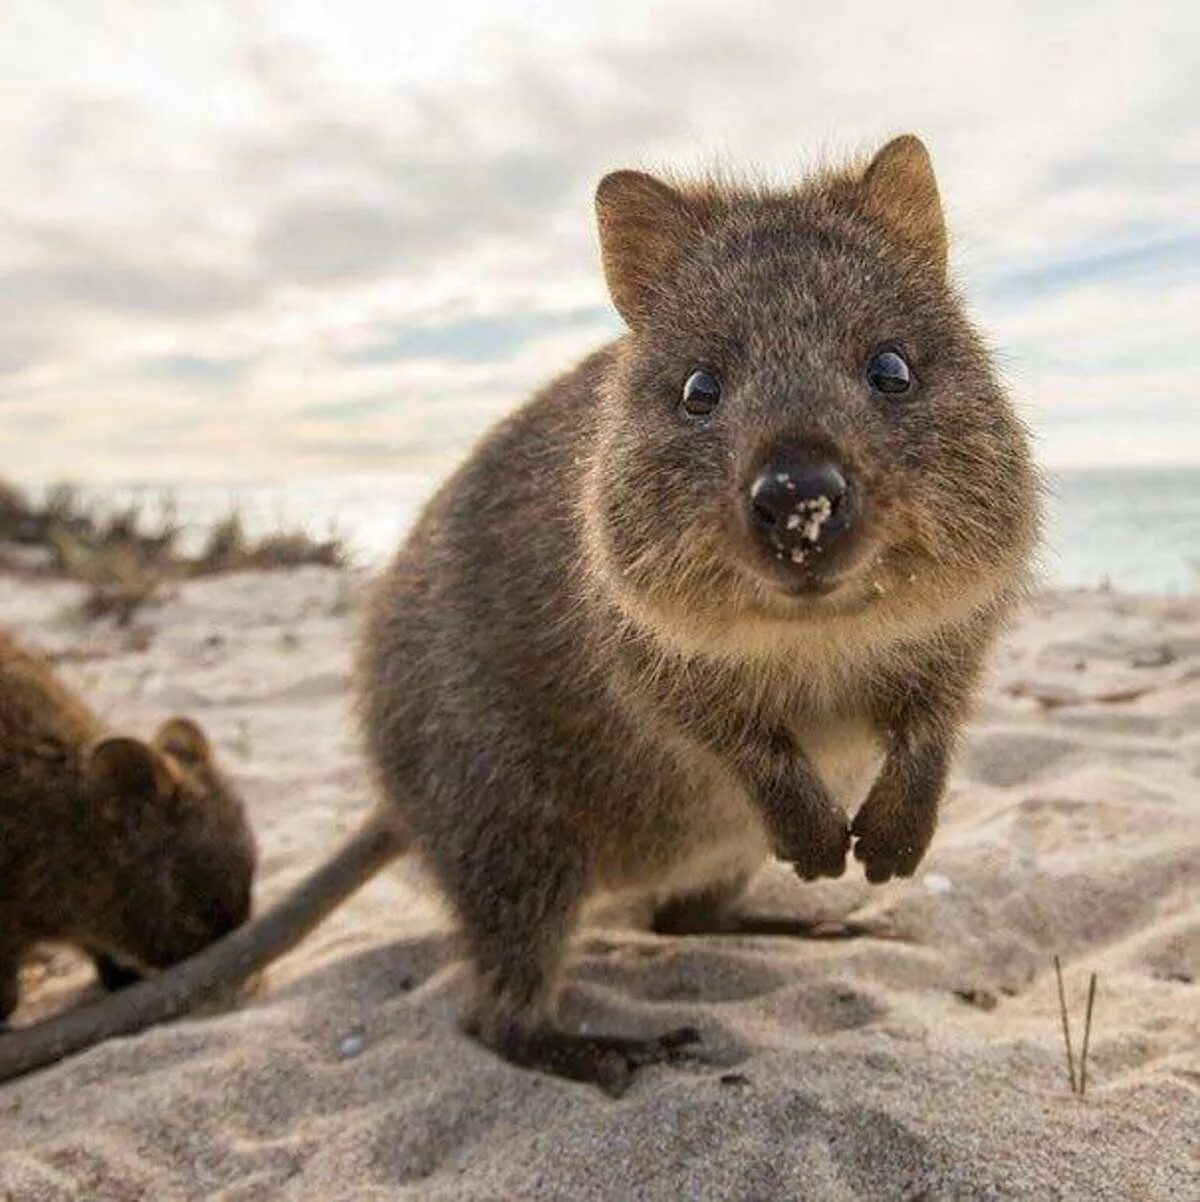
[0,567,1196,1200]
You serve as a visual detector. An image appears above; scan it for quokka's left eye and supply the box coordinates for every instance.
[866,349,912,396]
[680,369,722,418]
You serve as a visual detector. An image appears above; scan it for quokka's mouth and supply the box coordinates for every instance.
[741,529,888,611]
[770,567,841,597]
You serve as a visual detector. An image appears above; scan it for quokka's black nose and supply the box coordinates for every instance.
[748,459,853,564]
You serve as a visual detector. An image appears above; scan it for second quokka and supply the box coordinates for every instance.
[0,631,256,1025]
[0,135,1040,1093]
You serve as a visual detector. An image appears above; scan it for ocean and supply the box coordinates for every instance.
[43,467,1200,596]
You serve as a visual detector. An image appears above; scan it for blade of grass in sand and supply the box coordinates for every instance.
[1053,955,1077,1094]
[1079,973,1098,1098]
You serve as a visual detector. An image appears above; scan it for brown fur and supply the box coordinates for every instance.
[0,631,256,1021]
[0,135,1039,1092]
[360,134,1040,1079]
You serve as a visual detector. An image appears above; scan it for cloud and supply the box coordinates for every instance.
[339,307,614,367]
[0,0,1196,481]
[984,234,1200,301]
[136,353,254,387]
[1,261,257,318]
[295,395,393,421]
[256,202,413,285]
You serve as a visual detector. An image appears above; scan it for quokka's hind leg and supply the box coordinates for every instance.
[449,817,701,1096]
[92,953,143,992]
[0,942,22,1027]
[650,873,755,935]
[652,871,890,940]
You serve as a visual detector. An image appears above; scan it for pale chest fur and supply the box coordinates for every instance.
[793,712,885,810]
[598,706,884,909]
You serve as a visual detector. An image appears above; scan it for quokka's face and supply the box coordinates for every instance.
[85,718,256,971]
[588,137,1040,630]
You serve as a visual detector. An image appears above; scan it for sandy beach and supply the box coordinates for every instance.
[0,566,1196,1200]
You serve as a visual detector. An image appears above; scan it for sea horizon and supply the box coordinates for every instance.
[14,464,1199,597]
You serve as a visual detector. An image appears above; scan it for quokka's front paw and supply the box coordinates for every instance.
[785,808,852,881]
[851,784,936,884]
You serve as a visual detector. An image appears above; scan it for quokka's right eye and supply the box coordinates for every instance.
[680,369,721,419]
[866,348,913,397]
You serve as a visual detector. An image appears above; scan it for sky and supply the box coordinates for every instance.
[1,0,1197,483]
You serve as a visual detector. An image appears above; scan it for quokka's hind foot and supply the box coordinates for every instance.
[0,959,17,1027]
[92,953,144,992]
[650,877,895,940]
[649,875,752,935]
[485,1022,703,1096]
[701,915,901,939]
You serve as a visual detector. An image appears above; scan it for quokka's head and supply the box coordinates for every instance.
[584,136,1040,643]
[83,717,256,971]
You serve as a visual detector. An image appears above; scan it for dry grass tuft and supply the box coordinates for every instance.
[194,512,345,576]
[0,478,347,624]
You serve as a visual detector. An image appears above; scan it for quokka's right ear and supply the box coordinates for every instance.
[595,171,699,328]
[153,716,211,766]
